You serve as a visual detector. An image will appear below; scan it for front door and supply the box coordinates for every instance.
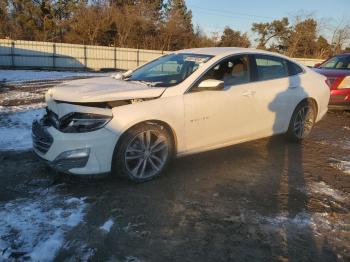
[183,55,258,152]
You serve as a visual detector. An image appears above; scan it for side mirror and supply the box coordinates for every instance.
[314,63,321,68]
[197,79,224,91]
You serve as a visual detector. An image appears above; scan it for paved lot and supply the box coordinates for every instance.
[0,79,349,261]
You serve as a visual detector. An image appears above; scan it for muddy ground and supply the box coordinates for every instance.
[0,79,350,261]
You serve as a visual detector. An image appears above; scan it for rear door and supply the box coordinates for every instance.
[248,54,306,136]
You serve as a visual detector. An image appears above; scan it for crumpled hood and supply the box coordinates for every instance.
[49,76,166,102]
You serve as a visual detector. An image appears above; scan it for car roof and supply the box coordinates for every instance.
[336,52,350,56]
[175,47,285,57]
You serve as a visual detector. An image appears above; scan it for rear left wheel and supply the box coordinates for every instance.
[112,123,174,182]
[286,100,316,142]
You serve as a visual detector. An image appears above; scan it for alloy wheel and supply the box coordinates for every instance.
[124,130,169,179]
[293,105,314,139]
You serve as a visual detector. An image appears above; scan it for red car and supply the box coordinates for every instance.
[314,53,350,109]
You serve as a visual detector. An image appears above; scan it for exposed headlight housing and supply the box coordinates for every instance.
[59,113,112,133]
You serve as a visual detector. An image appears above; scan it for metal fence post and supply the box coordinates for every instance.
[11,41,15,67]
[84,45,87,68]
[114,46,117,69]
[52,43,56,68]
[137,49,140,66]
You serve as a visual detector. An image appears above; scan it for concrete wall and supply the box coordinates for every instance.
[0,39,323,71]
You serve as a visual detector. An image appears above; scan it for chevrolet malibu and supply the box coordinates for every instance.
[32,48,330,182]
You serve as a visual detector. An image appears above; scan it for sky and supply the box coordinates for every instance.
[186,0,350,42]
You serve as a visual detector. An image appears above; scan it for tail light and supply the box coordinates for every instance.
[337,76,350,89]
[326,76,345,89]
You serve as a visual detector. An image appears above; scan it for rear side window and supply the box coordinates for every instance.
[320,55,350,69]
[287,61,304,76]
[255,55,288,81]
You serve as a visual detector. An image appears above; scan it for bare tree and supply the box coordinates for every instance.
[286,18,318,58]
[2,1,345,57]
[66,3,112,45]
[331,21,350,54]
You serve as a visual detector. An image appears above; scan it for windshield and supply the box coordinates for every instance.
[125,53,213,87]
[319,55,350,70]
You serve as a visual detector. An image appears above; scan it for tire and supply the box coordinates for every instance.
[112,122,174,183]
[286,100,316,142]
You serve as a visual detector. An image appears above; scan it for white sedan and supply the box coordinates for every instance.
[32,47,330,182]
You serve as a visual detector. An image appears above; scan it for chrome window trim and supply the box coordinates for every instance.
[184,52,306,94]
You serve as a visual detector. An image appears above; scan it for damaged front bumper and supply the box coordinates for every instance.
[32,118,119,175]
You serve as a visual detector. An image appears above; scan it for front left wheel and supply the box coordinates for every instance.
[112,122,174,182]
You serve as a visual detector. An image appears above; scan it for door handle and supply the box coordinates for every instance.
[242,90,255,97]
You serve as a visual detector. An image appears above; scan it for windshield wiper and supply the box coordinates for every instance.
[129,80,162,87]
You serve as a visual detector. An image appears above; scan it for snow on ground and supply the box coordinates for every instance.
[0,69,107,83]
[0,90,44,103]
[0,103,45,114]
[0,191,87,261]
[260,211,330,230]
[258,211,346,241]
[330,159,350,175]
[329,153,350,175]
[327,136,350,174]
[308,181,349,202]
[259,181,349,230]
[0,104,45,151]
[100,219,114,233]
[256,180,350,260]
[343,140,350,150]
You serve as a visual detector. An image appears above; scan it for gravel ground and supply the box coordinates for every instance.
[0,79,349,261]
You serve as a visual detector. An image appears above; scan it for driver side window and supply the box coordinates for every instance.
[191,55,251,92]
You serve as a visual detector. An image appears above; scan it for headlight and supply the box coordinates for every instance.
[59,113,112,133]
[337,76,350,89]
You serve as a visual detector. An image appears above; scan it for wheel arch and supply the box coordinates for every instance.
[285,97,318,133]
[300,97,318,117]
[114,119,178,157]
[285,97,319,142]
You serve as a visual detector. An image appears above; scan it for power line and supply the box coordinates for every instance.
[189,9,271,23]
[188,4,275,20]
